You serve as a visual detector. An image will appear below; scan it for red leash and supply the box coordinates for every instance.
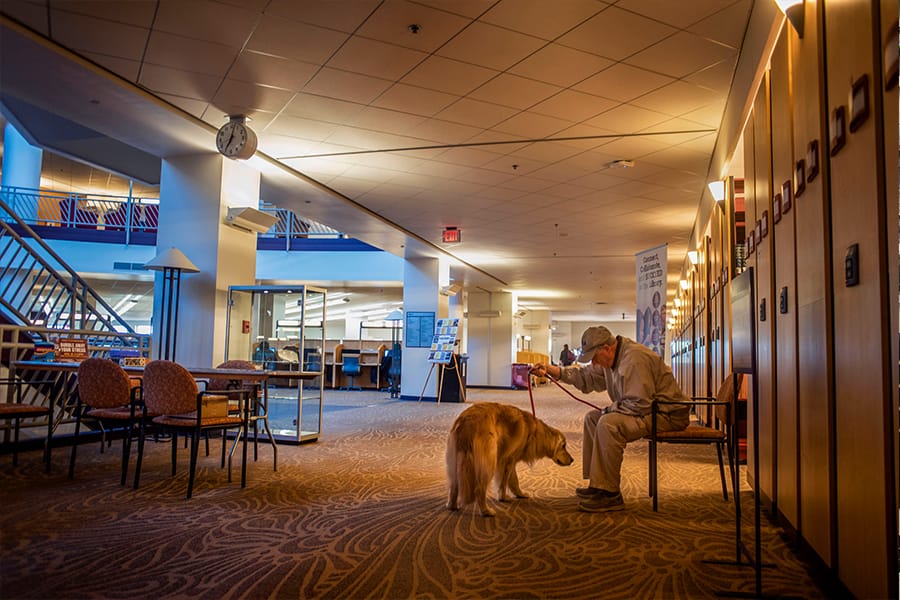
[526,369,604,416]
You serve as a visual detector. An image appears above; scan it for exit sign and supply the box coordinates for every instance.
[442,227,461,243]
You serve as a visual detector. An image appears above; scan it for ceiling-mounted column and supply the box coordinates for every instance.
[400,257,449,400]
[155,154,260,367]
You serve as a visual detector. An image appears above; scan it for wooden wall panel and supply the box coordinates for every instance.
[791,0,834,566]
[770,31,800,529]
[825,0,895,597]
[742,113,758,485]
[751,78,776,503]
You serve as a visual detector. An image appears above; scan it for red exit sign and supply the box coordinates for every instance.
[442,227,460,243]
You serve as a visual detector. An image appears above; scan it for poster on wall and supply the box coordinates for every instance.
[635,243,667,358]
[405,311,436,348]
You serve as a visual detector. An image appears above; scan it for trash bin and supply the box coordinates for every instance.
[439,354,467,402]
[511,363,531,389]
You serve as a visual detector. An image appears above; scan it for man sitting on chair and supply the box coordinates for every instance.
[531,326,689,513]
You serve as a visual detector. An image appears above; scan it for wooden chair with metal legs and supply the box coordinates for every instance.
[70,358,144,484]
[133,360,248,499]
[0,378,54,472]
[647,372,743,512]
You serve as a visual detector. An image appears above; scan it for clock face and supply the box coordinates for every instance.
[216,120,257,159]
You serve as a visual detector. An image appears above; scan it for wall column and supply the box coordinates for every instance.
[399,257,449,400]
[154,154,259,367]
[1,122,43,220]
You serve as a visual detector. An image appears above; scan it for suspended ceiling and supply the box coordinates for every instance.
[0,0,778,323]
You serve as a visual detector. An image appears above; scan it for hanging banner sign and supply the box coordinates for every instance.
[635,243,667,358]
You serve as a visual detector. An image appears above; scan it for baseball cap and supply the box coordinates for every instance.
[577,326,615,362]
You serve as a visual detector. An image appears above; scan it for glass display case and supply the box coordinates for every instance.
[224,285,326,443]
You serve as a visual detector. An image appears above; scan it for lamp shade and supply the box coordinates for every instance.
[144,247,200,273]
[385,308,403,322]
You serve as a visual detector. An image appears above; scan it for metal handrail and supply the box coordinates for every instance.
[1,185,342,243]
[0,194,137,335]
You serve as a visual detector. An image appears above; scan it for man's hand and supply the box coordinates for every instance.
[531,363,560,379]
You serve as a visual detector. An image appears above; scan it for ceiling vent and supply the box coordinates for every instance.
[225,206,278,234]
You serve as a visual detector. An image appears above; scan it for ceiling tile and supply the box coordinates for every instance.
[371,83,459,117]
[689,0,753,49]
[145,31,237,78]
[558,6,676,61]
[50,0,156,28]
[49,10,149,61]
[138,63,221,101]
[630,80,723,118]
[80,52,141,82]
[574,63,673,103]
[280,93,365,123]
[585,103,670,134]
[248,14,349,64]
[468,73,562,110]
[303,67,393,104]
[327,36,429,80]
[212,79,295,115]
[625,31,737,79]
[616,0,734,30]
[407,118,483,145]
[435,98,518,129]
[154,0,258,47]
[510,43,613,88]
[354,1,471,52]
[436,21,546,71]
[345,106,427,136]
[530,90,617,122]
[490,111,573,139]
[402,55,498,96]
[229,51,318,92]
[480,0,606,40]
[264,0,381,33]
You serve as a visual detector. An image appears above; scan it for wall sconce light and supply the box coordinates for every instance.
[688,250,699,265]
[707,180,726,202]
[775,0,804,38]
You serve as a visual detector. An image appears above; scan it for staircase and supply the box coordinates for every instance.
[0,194,150,441]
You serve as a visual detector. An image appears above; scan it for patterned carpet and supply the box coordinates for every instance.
[0,384,829,599]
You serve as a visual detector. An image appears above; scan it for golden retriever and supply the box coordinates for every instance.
[446,402,574,516]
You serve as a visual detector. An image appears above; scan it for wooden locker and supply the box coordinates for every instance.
[825,1,897,597]
[770,30,801,529]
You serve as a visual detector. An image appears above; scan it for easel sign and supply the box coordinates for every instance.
[427,318,459,364]
[54,338,89,362]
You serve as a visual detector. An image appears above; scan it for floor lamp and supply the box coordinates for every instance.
[144,247,199,361]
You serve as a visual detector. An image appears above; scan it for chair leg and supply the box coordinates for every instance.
[187,430,200,499]
[133,421,146,489]
[650,439,659,512]
[44,404,53,473]
[121,422,134,486]
[12,417,20,467]
[171,431,178,476]
[240,423,248,489]
[716,442,728,501]
[68,409,82,479]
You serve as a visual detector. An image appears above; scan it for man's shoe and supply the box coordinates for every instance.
[575,486,605,499]
[578,492,625,513]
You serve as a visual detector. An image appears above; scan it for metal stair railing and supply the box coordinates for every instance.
[0,194,138,336]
